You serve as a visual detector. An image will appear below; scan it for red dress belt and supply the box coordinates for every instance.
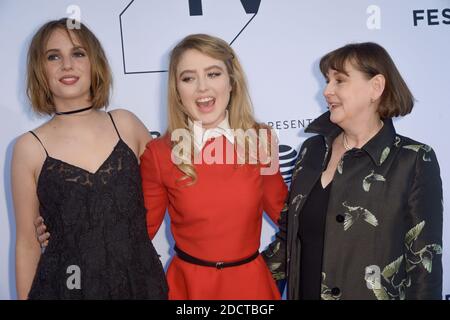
[174,245,259,270]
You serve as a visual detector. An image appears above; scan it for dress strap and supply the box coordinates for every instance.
[107,112,122,140]
[29,131,49,156]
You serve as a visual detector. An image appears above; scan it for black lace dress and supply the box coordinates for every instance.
[27,113,168,299]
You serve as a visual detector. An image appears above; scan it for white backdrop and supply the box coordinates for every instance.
[0,0,448,299]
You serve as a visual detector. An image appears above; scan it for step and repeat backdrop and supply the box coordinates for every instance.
[0,0,448,299]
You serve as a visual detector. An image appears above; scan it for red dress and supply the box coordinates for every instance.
[140,135,287,299]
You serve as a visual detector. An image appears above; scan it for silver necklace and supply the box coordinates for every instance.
[342,120,384,151]
[343,133,352,151]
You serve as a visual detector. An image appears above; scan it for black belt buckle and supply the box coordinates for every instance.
[215,261,225,269]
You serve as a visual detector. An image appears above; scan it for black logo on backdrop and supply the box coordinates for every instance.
[279,144,297,184]
[413,8,450,26]
[119,0,261,74]
[188,0,261,16]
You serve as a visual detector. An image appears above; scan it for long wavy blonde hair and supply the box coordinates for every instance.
[167,34,270,183]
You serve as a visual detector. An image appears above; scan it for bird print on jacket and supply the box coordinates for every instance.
[368,220,442,300]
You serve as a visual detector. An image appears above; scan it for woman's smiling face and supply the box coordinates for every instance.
[176,49,232,129]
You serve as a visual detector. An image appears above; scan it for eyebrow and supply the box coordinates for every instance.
[179,65,224,77]
[328,70,349,77]
[44,46,86,55]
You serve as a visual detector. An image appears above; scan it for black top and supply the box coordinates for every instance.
[27,113,168,299]
[298,179,331,300]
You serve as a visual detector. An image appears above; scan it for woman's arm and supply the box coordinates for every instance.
[260,129,289,283]
[140,140,168,239]
[405,146,443,299]
[12,134,43,299]
[262,200,289,283]
[262,139,308,284]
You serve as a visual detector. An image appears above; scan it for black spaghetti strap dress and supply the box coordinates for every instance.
[27,113,168,299]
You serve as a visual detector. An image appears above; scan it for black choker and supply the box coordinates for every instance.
[55,106,93,115]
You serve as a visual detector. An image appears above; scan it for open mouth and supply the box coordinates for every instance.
[59,75,79,85]
[196,96,215,112]
[328,102,341,110]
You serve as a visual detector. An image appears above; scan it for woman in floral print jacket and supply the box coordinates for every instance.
[263,42,443,300]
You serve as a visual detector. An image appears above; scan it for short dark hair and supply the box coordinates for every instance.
[319,42,414,119]
[27,18,112,115]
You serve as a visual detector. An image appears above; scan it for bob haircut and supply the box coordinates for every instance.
[27,18,112,115]
[319,42,414,119]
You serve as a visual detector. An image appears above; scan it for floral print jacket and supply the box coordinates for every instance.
[263,112,443,300]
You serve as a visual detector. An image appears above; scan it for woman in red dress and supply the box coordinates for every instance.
[140,34,287,299]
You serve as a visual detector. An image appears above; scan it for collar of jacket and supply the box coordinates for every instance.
[305,111,397,167]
